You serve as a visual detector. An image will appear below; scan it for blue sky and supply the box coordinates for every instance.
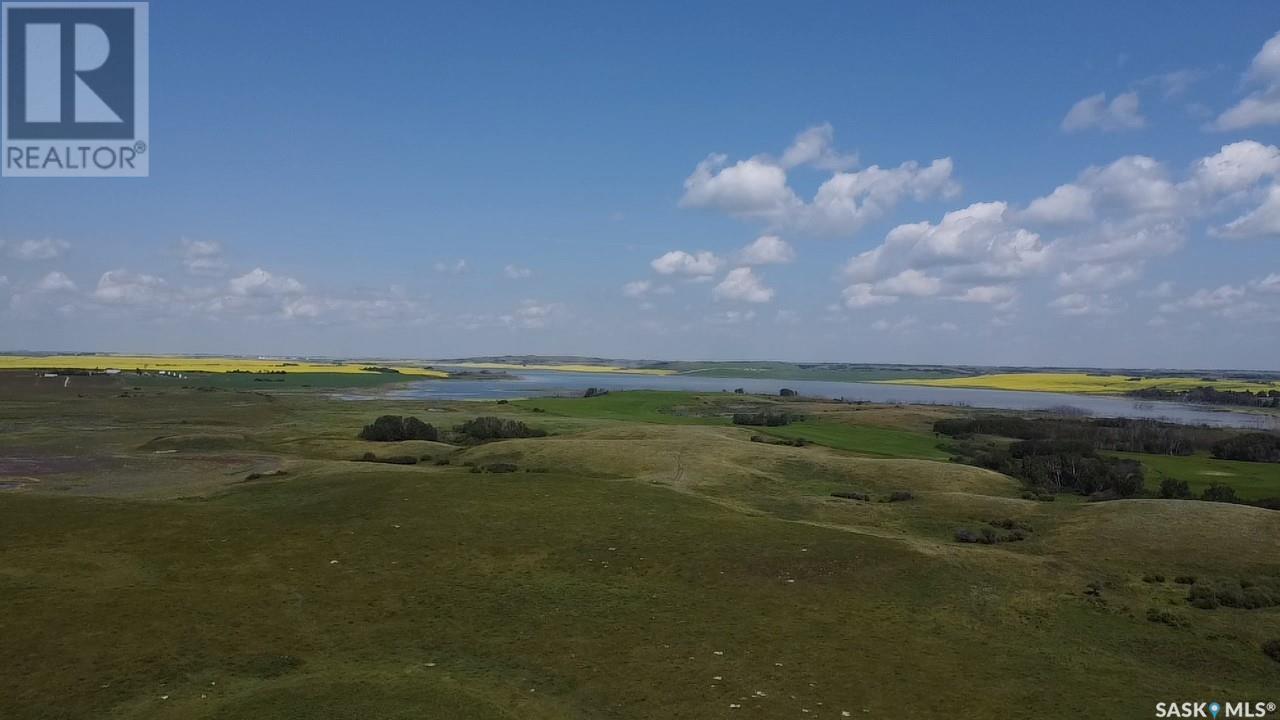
[2,1,1280,368]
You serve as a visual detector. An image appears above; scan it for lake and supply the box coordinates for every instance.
[344,370,1280,430]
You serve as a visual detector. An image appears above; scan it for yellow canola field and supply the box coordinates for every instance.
[884,372,1280,394]
[0,355,448,377]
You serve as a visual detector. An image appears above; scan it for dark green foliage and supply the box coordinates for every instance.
[732,412,791,427]
[1211,433,1280,463]
[885,491,914,503]
[377,455,419,465]
[1201,482,1239,504]
[1145,608,1188,628]
[1158,477,1192,499]
[1186,577,1280,610]
[358,415,438,442]
[1173,575,1196,585]
[482,463,519,473]
[454,416,547,441]
[360,451,376,462]
[934,415,1232,456]
[583,387,609,398]
[779,388,797,397]
[1263,639,1280,663]
[954,520,1029,544]
[831,491,870,501]
[1141,573,1165,583]
[956,438,1145,498]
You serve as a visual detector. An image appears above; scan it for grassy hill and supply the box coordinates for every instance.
[1,375,1278,719]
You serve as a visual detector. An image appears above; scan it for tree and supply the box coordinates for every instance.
[1201,482,1239,504]
[1158,477,1192,499]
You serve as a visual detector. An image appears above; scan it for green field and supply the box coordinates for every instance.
[1114,451,1280,500]
[2,376,1279,719]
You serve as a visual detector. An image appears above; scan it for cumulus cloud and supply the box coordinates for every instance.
[737,235,795,265]
[1056,262,1140,290]
[1214,183,1280,239]
[841,283,897,309]
[778,123,859,171]
[846,202,1048,291]
[622,280,651,298]
[713,267,774,303]
[92,270,169,305]
[35,271,77,293]
[503,264,532,279]
[1050,292,1119,317]
[680,125,957,236]
[876,269,942,297]
[502,300,564,329]
[8,238,69,261]
[1061,92,1146,133]
[180,238,227,276]
[651,250,722,276]
[1214,31,1280,131]
[1189,141,1280,195]
[229,268,304,297]
[951,285,1016,305]
[1254,272,1280,293]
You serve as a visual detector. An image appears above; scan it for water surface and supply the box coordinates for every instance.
[345,370,1279,430]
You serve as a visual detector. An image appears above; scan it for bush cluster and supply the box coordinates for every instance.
[1186,577,1280,610]
[1210,433,1280,463]
[358,415,438,442]
[954,518,1032,544]
[830,491,870,501]
[1145,608,1189,628]
[454,416,547,441]
[1263,639,1280,663]
[733,412,791,427]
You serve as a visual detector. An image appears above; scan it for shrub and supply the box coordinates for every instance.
[733,412,791,427]
[1146,608,1188,628]
[1141,573,1166,583]
[953,528,980,543]
[831,491,870,501]
[583,387,609,398]
[1173,575,1196,585]
[360,452,376,462]
[359,415,438,442]
[482,462,519,473]
[454,416,547,440]
[377,455,418,465]
[433,458,450,466]
[779,388,797,397]
[988,518,1033,533]
[1201,482,1239,504]
[885,491,914,503]
[1186,577,1280,610]
[1158,477,1192,499]
[1263,639,1280,663]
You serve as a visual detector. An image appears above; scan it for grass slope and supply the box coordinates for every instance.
[1112,451,1280,500]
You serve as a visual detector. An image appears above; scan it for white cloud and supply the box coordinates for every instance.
[713,267,774,303]
[1142,69,1204,100]
[848,201,1048,285]
[779,123,859,171]
[1214,183,1280,239]
[680,126,957,236]
[92,270,169,305]
[229,268,304,297]
[622,280,651,298]
[1254,272,1280,293]
[1213,31,1280,131]
[841,283,897,309]
[737,235,795,265]
[1140,280,1175,298]
[502,300,564,329]
[1160,285,1246,313]
[35,271,77,293]
[1056,262,1140,290]
[651,250,722,276]
[1190,141,1280,195]
[876,268,942,297]
[1021,184,1094,224]
[180,238,227,276]
[1061,92,1146,133]
[1050,292,1118,316]
[951,285,1016,305]
[503,264,532,279]
[433,259,468,274]
[8,238,69,261]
